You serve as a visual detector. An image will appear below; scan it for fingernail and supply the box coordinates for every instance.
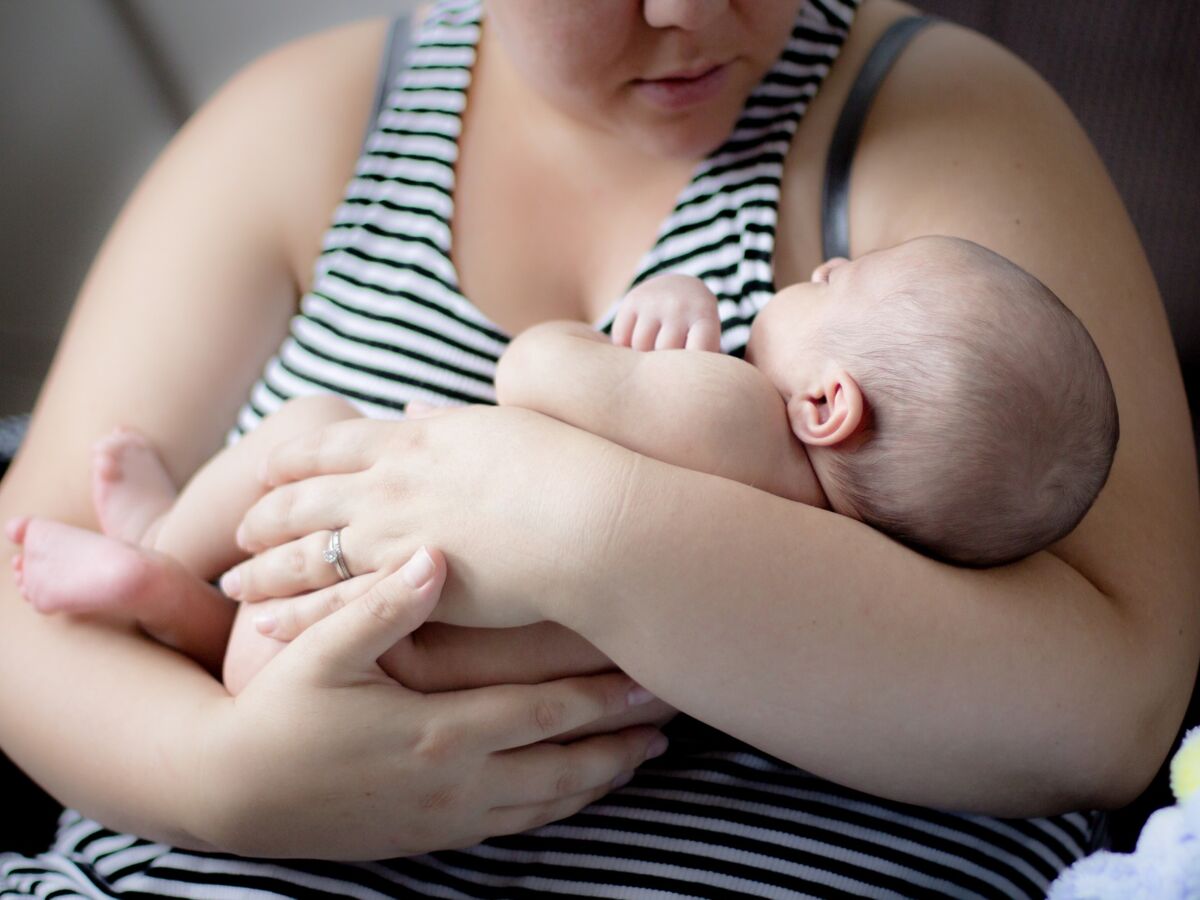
[611,771,634,789]
[235,524,247,550]
[219,569,240,598]
[401,546,436,588]
[253,613,277,636]
[627,685,656,706]
[645,735,669,760]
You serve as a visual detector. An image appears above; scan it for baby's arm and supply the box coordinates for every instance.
[495,322,810,502]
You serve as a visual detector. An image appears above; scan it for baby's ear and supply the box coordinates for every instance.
[788,370,865,447]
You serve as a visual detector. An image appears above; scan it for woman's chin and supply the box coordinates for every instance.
[627,118,739,162]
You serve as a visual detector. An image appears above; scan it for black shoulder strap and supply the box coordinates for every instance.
[363,14,413,151]
[821,16,937,261]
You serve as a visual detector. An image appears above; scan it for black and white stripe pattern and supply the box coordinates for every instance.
[2,2,1106,896]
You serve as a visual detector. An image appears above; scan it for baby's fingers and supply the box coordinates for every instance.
[654,321,689,350]
[685,317,721,352]
[630,317,661,352]
[611,305,637,347]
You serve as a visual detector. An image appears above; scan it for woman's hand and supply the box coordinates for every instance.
[194,547,668,860]
[228,407,624,629]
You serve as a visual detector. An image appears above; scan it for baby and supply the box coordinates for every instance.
[6,235,1119,693]
[502,234,1120,567]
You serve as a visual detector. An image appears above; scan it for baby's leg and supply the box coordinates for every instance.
[91,428,179,545]
[7,517,233,675]
[144,395,360,579]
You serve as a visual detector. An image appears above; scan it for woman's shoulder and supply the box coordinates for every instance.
[778,0,1064,278]
[186,16,393,288]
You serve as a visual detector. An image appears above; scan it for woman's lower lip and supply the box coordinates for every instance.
[634,64,729,111]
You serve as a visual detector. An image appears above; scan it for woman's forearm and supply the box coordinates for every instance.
[0,577,224,848]
[549,452,1175,817]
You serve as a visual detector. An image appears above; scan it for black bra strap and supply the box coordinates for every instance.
[363,14,414,152]
[821,16,937,261]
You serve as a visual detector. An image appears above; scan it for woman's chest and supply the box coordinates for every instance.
[449,139,694,336]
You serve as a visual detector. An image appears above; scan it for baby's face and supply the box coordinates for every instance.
[746,237,958,401]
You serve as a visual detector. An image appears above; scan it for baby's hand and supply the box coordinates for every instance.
[611,273,721,352]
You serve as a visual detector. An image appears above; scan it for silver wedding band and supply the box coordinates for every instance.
[323,528,352,581]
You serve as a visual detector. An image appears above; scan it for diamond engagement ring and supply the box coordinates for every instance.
[323,528,352,581]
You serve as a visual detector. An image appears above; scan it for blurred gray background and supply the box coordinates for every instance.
[0,0,414,416]
[1,0,1197,426]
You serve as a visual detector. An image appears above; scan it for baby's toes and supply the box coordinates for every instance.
[4,516,29,545]
[91,427,146,479]
[11,553,24,592]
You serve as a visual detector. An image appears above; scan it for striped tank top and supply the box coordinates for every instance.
[1,2,1105,896]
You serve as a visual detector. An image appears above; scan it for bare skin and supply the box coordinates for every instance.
[231,1,1199,817]
[0,0,1194,861]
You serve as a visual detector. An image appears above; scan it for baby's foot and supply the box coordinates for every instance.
[611,273,722,352]
[91,427,177,545]
[7,516,165,615]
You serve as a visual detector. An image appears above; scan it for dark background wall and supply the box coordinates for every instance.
[0,0,407,417]
[919,0,1199,420]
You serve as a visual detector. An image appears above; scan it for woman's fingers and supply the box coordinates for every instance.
[487,784,618,838]
[489,726,665,808]
[238,474,351,553]
[487,727,667,836]
[291,547,446,681]
[250,570,387,640]
[223,531,343,602]
[451,671,660,752]
[259,417,384,487]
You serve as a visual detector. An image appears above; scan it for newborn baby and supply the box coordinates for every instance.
[7,236,1118,692]
[503,234,1120,567]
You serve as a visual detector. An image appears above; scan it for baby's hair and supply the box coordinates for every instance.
[817,237,1119,567]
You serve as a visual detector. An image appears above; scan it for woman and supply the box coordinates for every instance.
[2,0,1196,896]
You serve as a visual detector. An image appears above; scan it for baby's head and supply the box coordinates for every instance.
[746,235,1118,566]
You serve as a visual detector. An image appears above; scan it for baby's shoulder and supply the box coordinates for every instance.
[653,351,788,447]
[660,350,776,406]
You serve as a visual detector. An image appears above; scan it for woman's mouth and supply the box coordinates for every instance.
[634,63,730,111]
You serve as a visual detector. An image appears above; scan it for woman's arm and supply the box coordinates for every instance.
[0,19,664,853]
[236,15,1199,818]
[560,20,1200,814]
[0,18,342,842]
